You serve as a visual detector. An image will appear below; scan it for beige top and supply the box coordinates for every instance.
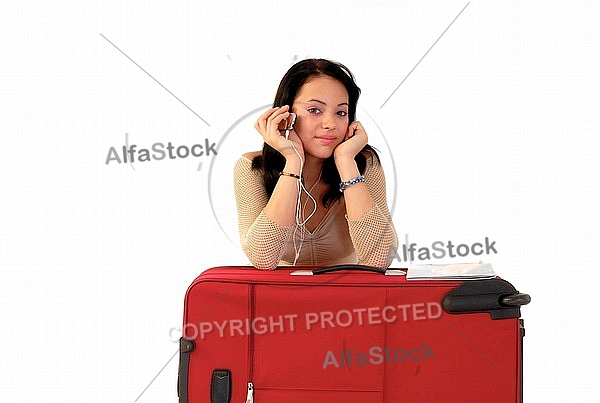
[234,156,398,270]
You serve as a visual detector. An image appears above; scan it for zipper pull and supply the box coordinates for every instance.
[246,381,254,403]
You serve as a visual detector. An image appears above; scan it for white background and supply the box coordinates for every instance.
[1,0,599,401]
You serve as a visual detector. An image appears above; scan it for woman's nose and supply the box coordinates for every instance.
[321,113,337,130]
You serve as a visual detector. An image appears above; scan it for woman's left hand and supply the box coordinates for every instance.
[333,121,368,163]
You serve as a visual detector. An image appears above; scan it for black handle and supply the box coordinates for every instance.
[211,369,232,403]
[312,265,386,275]
[501,293,531,307]
[442,278,530,320]
[178,338,195,403]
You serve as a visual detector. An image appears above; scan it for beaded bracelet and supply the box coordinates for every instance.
[339,175,365,192]
[280,171,301,180]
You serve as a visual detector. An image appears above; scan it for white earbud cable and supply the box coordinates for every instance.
[286,138,318,265]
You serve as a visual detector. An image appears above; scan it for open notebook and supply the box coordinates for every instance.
[406,262,496,280]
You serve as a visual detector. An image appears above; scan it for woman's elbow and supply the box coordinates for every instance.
[362,254,395,269]
[243,247,279,271]
[251,259,279,271]
[360,234,398,268]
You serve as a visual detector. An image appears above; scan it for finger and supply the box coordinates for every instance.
[257,107,277,127]
[257,107,283,128]
[267,106,289,120]
[256,107,279,134]
[258,106,279,120]
[268,110,290,124]
[268,111,291,133]
[346,122,357,139]
[354,122,367,142]
[266,106,289,123]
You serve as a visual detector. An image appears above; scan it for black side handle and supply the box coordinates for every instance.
[312,265,386,275]
[442,278,531,320]
[178,338,195,403]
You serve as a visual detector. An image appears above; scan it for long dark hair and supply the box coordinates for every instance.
[251,58,379,207]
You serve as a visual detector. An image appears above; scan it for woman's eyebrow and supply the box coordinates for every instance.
[303,99,349,107]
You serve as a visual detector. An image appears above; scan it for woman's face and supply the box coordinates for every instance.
[292,75,350,160]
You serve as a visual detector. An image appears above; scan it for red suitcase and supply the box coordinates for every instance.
[178,265,530,403]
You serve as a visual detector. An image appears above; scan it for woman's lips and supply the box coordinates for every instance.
[315,136,337,145]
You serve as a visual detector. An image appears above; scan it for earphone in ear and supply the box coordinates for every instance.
[285,113,297,139]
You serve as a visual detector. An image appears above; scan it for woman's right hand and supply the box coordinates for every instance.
[254,105,304,164]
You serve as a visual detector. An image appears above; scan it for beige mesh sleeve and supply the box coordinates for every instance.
[346,158,399,268]
[233,157,292,270]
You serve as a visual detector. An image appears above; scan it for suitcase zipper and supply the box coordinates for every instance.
[246,285,256,402]
[246,381,254,403]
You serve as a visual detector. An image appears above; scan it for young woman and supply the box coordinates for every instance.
[234,59,398,270]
